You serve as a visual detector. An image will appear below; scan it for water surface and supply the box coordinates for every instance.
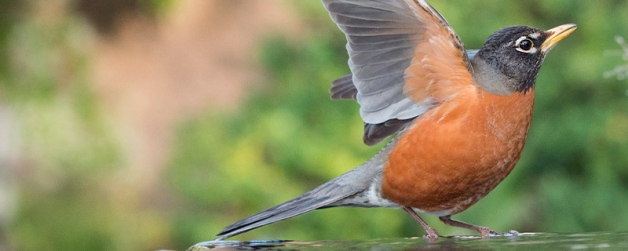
[188,232,628,251]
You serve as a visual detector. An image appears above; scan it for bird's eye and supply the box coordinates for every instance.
[517,38,534,52]
[519,39,533,50]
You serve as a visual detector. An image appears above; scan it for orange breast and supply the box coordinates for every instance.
[381,88,535,214]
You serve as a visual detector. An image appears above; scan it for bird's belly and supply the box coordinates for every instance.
[381,91,534,215]
[397,157,520,215]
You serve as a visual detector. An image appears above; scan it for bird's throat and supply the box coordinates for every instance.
[471,57,517,95]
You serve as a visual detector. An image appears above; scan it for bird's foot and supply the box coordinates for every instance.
[503,230,520,237]
[421,229,441,240]
[438,216,519,238]
[479,227,500,237]
[402,207,443,240]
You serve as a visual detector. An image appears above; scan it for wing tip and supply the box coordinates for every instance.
[330,74,357,100]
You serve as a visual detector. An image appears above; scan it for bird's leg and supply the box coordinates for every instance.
[401,207,440,239]
[438,216,501,237]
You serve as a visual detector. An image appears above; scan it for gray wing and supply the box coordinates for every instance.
[330,50,479,101]
[330,50,479,145]
[330,74,357,100]
[323,0,445,125]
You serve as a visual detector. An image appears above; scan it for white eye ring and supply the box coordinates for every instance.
[515,36,537,53]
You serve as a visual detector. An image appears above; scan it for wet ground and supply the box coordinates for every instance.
[188,232,628,251]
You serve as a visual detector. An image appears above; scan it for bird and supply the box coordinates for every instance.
[214,0,576,240]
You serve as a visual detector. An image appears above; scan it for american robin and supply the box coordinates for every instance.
[215,0,576,240]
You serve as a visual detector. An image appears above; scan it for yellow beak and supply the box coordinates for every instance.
[541,24,577,53]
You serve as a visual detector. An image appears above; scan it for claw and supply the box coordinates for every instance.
[504,230,520,237]
[479,227,500,237]
[422,231,441,240]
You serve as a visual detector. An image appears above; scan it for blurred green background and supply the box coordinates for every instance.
[1,0,627,250]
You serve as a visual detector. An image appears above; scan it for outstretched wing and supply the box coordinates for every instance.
[323,0,476,145]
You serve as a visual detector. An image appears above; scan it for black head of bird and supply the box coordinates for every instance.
[474,24,577,94]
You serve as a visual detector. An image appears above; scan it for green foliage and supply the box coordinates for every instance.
[141,0,176,18]
[1,3,132,251]
[167,0,628,243]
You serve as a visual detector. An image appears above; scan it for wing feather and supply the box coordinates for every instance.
[323,0,475,144]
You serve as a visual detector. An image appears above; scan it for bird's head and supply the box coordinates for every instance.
[474,24,577,94]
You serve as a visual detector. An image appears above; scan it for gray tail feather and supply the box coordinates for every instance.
[214,182,356,240]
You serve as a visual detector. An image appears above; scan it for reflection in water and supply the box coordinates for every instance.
[188,232,628,251]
